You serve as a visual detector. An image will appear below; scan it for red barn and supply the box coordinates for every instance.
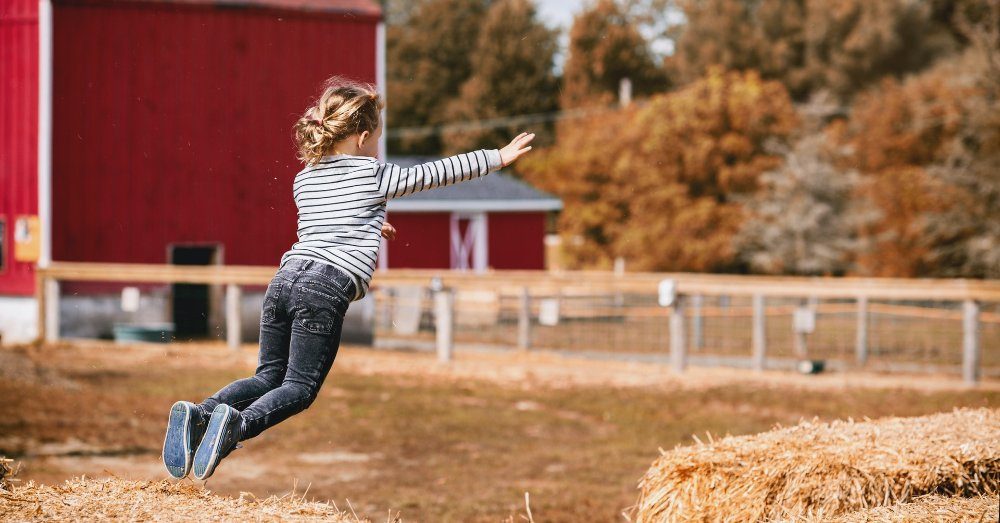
[0,0,383,341]
[382,156,562,272]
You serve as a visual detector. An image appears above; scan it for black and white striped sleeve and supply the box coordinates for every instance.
[375,149,503,200]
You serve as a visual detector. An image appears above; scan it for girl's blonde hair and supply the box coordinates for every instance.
[293,76,384,164]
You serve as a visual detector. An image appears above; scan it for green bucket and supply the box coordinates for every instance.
[113,323,175,344]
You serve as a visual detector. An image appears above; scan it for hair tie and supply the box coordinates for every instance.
[312,118,323,126]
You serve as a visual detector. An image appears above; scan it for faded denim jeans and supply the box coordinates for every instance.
[199,258,354,440]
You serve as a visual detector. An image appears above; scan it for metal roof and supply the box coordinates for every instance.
[57,0,382,17]
[385,156,563,213]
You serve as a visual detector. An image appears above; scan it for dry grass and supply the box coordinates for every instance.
[633,408,1000,522]
[4,342,999,521]
[0,475,388,522]
[830,494,998,522]
[0,457,16,492]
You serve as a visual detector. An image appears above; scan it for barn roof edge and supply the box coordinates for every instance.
[52,0,383,20]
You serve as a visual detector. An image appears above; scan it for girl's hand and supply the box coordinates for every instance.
[499,132,536,167]
[381,222,397,241]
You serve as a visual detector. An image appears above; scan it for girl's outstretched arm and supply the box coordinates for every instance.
[376,133,535,200]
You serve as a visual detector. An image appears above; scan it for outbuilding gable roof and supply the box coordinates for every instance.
[385,156,563,213]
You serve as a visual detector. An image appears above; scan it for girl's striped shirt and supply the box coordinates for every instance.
[280,149,504,300]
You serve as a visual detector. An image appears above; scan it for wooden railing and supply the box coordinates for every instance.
[35,262,1000,383]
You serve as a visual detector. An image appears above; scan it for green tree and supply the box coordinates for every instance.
[561,0,666,109]
[442,0,559,153]
[385,0,491,154]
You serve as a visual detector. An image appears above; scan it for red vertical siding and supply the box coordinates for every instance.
[0,0,39,295]
[51,2,377,266]
[488,212,545,270]
[384,213,451,269]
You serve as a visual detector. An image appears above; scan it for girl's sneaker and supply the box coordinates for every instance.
[162,401,209,479]
[192,404,244,480]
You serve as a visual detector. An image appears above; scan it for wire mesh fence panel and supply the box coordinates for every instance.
[696,295,754,359]
[867,301,966,370]
[528,291,668,354]
[366,279,998,380]
[451,289,518,347]
[372,286,436,346]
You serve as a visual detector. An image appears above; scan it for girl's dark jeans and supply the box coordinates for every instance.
[199,258,355,440]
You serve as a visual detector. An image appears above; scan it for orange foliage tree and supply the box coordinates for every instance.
[522,69,797,271]
[669,0,956,100]
[560,0,666,110]
[833,59,981,277]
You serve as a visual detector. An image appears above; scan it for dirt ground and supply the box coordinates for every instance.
[2,341,998,522]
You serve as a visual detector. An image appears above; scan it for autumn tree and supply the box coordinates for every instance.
[560,0,666,109]
[375,0,424,25]
[734,135,865,275]
[440,0,558,153]
[832,54,981,277]
[923,4,1000,278]
[385,0,491,154]
[524,69,798,271]
[670,0,955,100]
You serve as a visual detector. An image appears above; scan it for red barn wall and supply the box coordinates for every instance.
[51,1,377,267]
[488,212,545,270]
[385,212,547,270]
[0,0,39,295]
[384,213,451,269]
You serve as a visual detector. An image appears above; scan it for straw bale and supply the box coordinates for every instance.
[831,494,998,522]
[0,476,379,522]
[633,408,1000,522]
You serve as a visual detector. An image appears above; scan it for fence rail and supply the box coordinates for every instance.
[35,262,999,384]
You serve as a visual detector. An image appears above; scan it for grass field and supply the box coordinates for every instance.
[2,342,998,522]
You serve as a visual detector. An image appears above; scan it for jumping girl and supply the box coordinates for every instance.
[161,76,535,480]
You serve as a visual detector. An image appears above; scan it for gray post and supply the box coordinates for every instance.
[855,296,868,366]
[690,294,703,350]
[751,294,766,371]
[669,297,687,373]
[517,287,531,351]
[44,279,60,343]
[962,300,980,384]
[225,284,242,350]
[434,290,455,363]
[793,327,807,359]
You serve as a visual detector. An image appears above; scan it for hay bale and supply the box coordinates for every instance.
[0,476,382,522]
[831,494,998,522]
[634,408,1000,522]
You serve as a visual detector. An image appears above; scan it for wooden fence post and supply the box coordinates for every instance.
[690,294,703,350]
[855,296,869,366]
[517,286,531,351]
[225,284,241,350]
[434,289,454,363]
[44,278,60,343]
[35,272,47,344]
[669,297,687,373]
[962,300,980,384]
[751,294,766,371]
